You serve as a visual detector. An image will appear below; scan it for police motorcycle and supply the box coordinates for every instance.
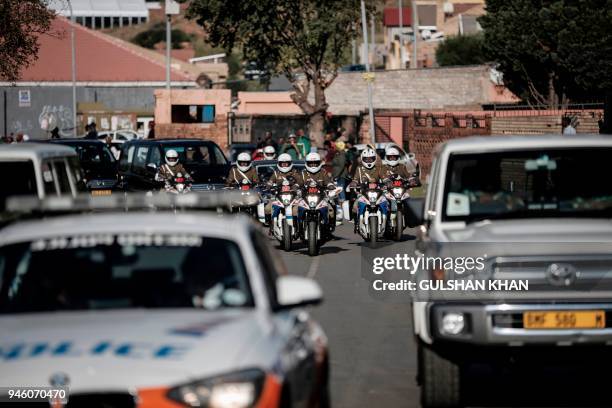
[165,172,192,195]
[350,181,388,243]
[225,178,264,219]
[270,178,300,251]
[297,180,340,256]
[384,173,421,241]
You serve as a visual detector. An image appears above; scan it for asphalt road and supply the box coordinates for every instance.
[273,223,421,408]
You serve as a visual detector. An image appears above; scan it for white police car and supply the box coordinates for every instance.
[0,204,329,408]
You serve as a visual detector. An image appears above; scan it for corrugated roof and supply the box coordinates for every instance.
[16,17,195,83]
[49,0,148,18]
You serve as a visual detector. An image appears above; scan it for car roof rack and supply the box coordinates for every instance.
[2,191,259,221]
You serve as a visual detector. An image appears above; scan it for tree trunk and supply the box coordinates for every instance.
[308,111,326,147]
[308,74,328,147]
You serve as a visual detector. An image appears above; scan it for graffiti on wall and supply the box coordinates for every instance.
[10,119,34,135]
[39,105,74,137]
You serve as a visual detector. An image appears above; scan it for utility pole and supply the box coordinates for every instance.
[360,0,375,144]
[398,0,405,69]
[165,1,180,89]
[370,12,375,67]
[68,0,77,136]
[165,14,171,89]
[411,0,419,69]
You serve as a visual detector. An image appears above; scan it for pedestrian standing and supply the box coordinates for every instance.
[296,129,311,155]
[562,117,577,135]
[85,122,98,139]
[332,141,348,201]
[147,121,156,139]
[280,134,303,160]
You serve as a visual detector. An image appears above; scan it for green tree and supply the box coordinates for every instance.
[183,0,371,146]
[479,0,612,107]
[0,0,55,81]
[132,23,190,49]
[435,34,486,66]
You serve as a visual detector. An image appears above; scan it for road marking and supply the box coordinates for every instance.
[306,256,321,279]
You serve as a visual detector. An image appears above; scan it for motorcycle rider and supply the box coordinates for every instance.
[155,149,192,189]
[349,147,389,222]
[263,145,276,160]
[265,153,304,229]
[300,152,336,225]
[226,152,259,187]
[382,146,413,180]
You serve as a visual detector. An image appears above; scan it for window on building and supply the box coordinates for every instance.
[113,17,120,27]
[85,17,92,28]
[122,17,130,26]
[171,105,216,124]
[76,16,84,26]
[94,17,102,28]
[104,17,111,28]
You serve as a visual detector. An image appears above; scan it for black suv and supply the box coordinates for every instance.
[49,139,118,195]
[118,139,230,192]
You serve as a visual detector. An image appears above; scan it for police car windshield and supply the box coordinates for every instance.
[0,235,254,314]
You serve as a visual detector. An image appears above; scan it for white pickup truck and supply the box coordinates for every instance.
[406,135,612,408]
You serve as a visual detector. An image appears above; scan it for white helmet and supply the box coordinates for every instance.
[277,153,293,173]
[236,152,252,172]
[385,146,400,167]
[305,152,323,173]
[165,149,179,167]
[361,147,377,169]
[263,145,276,160]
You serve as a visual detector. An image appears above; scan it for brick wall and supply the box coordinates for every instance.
[491,111,602,135]
[156,116,228,148]
[407,114,492,178]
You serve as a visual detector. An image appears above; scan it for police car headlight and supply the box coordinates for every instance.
[167,368,265,408]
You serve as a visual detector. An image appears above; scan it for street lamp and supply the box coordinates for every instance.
[67,0,77,137]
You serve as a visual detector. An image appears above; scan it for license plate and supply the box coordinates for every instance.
[523,310,605,329]
[91,190,112,196]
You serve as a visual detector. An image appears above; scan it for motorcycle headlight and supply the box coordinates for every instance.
[307,194,319,208]
[367,191,378,202]
[167,368,265,408]
[280,194,292,205]
[392,187,403,198]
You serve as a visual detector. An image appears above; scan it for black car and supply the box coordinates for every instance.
[49,139,118,195]
[118,139,230,192]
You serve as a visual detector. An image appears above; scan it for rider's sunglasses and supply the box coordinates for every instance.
[279,161,291,167]
[238,160,250,167]
[306,161,321,167]
[386,155,399,161]
[362,156,375,163]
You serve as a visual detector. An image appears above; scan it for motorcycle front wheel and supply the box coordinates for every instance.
[308,220,319,256]
[394,209,403,241]
[282,219,292,251]
[369,216,378,244]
